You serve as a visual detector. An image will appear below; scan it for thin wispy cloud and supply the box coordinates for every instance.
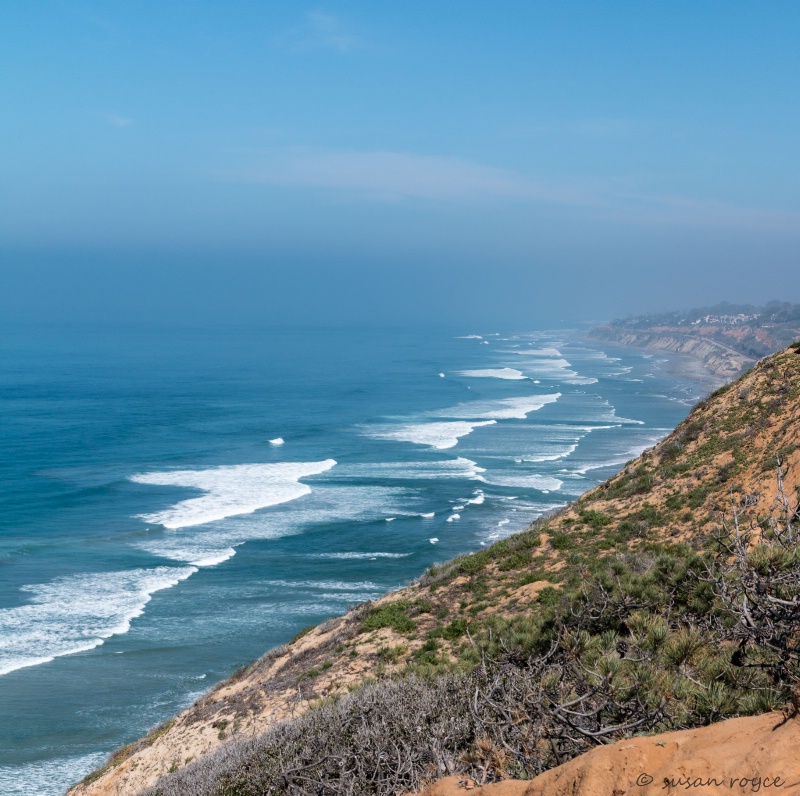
[305,10,359,53]
[224,147,800,233]
[107,114,133,128]
[228,148,594,205]
[518,117,647,139]
[278,10,362,53]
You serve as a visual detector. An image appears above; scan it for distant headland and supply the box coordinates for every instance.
[589,301,800,379]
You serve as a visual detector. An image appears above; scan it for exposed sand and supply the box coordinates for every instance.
[415,710,800,796]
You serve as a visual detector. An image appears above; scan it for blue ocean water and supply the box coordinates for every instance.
[0,324,710,794]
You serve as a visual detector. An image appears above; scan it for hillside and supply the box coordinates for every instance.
[68,344,800,796]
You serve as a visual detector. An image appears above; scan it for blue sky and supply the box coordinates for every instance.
[2,2,799,326]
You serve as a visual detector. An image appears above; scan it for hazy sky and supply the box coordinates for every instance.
[2,2,799,327]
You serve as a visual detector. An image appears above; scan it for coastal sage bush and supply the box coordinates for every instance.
[706,466,800,685]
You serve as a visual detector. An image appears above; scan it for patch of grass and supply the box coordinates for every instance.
[211,719,228,740]
[665,493,686,511]
[498,549,532,571]
[549,531,576,551]
[363,601,416,634]
[536,586,560,606]
[439,618,468,641]
[579,509,612,530]
[457,550,492,576]
[514,571,554,587]
[376,644,408,664]
[688,484,714,509]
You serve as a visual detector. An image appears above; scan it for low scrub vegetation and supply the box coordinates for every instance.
[145,483,798,795]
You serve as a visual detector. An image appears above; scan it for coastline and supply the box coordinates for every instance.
[70,342,800,796]
[584,325,755,383]
[64,340,734,796]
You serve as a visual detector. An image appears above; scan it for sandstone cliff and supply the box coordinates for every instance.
[588,325,755,379]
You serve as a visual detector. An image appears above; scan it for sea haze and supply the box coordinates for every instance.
[0,324,707,794]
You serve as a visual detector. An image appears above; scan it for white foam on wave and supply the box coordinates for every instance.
[420,512,435,518]
[514,357,598,385]
[136,484,410,567]
[0,566,196,676]
[515,442,580,463]
[274,584,388,604]
[456,368,527,380]
[456,335,483,339]
[340,457,486,481]
[467,490,485,505]
[567,429,673,477]
[562,398,643,427]
[514,347,562,357]
[367,421,496,450]
[477,500,566,543]
[310,552,411,560]
[130,460,336,529]
[447,513,461,522]
[462,422,617,468]
[0,751,108,796]
[269,438,285,445]
[479,473,564,491]
[567,458,632,477]
[186,547,238,567]
[263,579,383,591]
[436,394,560,420]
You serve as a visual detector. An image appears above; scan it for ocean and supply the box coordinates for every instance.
[0,324,711,795]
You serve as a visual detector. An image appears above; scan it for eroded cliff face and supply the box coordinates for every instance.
[68,345,800,796]
[588,325,755,378]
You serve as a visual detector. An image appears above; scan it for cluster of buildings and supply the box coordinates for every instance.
[689,313,759,326]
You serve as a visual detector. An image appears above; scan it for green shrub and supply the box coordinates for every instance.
[579,509,612,530]
[363,601,416,634]
[498,550,533,571]
[549,532,576,551]
[458,550,492,575]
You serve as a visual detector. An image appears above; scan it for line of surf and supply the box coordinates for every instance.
[0,566,196,677]
[130,460,337,528]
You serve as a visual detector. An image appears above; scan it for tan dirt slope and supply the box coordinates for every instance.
[68,344,800,796]
[416,711,800,796]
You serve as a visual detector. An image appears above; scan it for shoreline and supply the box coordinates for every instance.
[659,348,730,391]
[575,330,747,392]
[583,326,755,383]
